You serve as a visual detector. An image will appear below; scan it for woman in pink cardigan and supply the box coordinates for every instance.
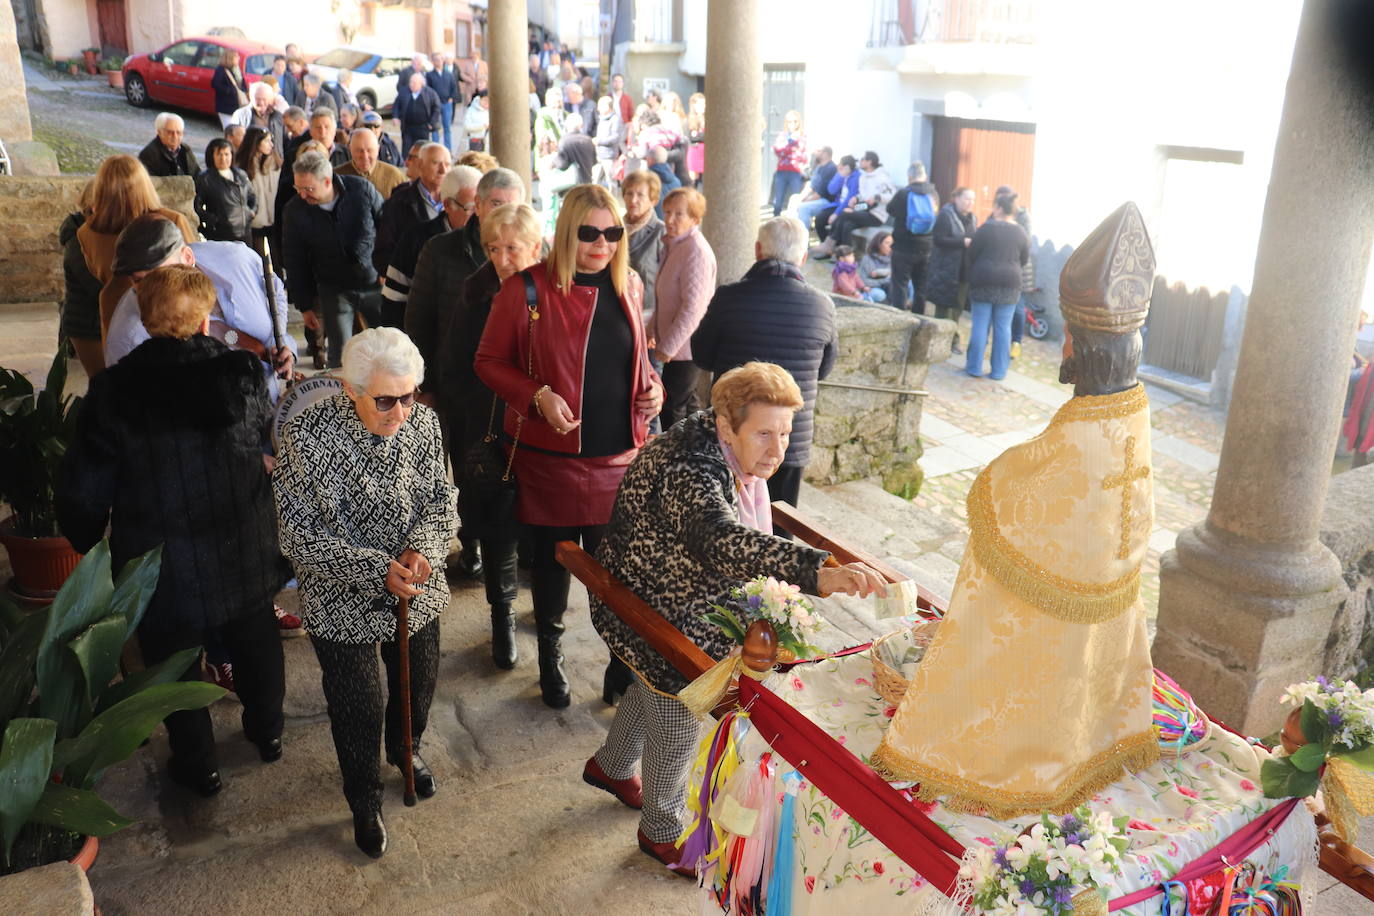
[651,187,718,427]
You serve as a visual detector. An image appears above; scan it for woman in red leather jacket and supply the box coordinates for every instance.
[476,184,664,708]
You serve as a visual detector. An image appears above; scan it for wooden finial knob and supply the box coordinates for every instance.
[742,619,779,674]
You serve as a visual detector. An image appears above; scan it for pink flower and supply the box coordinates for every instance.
[1239,779,1256,792]
[1176,785,1199,799]
[873,861,885,875]
[791,676,805,691]
[884,706,898,718]
[805,876,816,894]
[830,807,844,820]
[854,677,871,686]
[975,836,996,847]
[1127,819,1156,832]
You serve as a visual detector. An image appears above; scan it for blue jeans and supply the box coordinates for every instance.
[1011,294,1026,343]
[795,196,832,233]
[434,101,454,150]
[967,301,1015,379]
[771,169,804,216]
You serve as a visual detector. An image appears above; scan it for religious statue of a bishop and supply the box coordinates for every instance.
[873,202,1162,819]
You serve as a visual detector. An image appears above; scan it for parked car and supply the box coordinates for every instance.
[309,46,428,115]
[123,36,281,115]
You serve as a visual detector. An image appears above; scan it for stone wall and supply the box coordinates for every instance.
[0,175,196,305]
[805,299,954,494]
[1320,464,1374,681]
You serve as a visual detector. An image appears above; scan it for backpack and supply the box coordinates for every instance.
[905,190,936,235]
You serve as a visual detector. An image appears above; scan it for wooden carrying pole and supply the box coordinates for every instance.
[396,595,417,807]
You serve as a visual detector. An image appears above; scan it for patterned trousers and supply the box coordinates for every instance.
[594,677,703,843]
[310,618,440,815]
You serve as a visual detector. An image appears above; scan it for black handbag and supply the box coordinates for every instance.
[457,271,538,533]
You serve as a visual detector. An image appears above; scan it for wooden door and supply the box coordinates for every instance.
[415,11,433,55]
[930,117,1035,223]
[95,0,128,54]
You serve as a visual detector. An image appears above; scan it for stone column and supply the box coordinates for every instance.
[487,0,531,195]
[1152,0,1374,737]
[702,0,761,285]
[0,0,34,144]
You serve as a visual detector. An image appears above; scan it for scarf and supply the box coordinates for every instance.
[624,210,653,238]
[832,260,858,279]
[717,427,771,534]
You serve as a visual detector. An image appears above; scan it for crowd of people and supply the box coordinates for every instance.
[55,47,1056,872]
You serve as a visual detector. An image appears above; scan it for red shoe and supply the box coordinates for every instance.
[582,756,643,809]
[636,828,696,879]
[275,605,304,636]
[209,661,236,694]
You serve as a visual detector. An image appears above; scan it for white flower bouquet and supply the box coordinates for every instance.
[702,575,823,659]
[1263,676,1374,799]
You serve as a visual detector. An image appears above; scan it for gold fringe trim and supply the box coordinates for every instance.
[870,730,1160,820]
[966,472,1141,624]
[1070,890,1109,916]
[1048,382,1148,426]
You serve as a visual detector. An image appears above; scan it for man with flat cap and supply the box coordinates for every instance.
[105,213,297,401]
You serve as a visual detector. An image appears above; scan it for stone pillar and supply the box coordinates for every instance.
[701,0,761,285]
[1152,0,1374,737]
[487,0,531,195]
[0,0,34,144]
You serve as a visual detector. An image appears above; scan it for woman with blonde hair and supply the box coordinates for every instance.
[769,109,807,216]
[446,203,543,671]
[65,154,193,375]
[476,185,664,708]
[685,93,705,187]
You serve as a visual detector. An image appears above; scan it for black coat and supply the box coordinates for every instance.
[378,132,403,167]
[408,216,483,400]
[690,258,838,468]
[211,66,247,115]
[926,203,976,309]
[138,137,199,178]
[56,336,284,633]
[968,219,1029,306]
[194,167,257,243]
[282,173,384,306]
[395,86,442,132]
[888,180,938,252]
[273,132,350,230]
[375,180,434,276]
[426,67,460,105]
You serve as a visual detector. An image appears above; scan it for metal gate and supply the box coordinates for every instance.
[1141,276,1229,381]
[761,65,806,204]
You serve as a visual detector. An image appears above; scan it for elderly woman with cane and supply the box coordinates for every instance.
[273,327,456,859]
[582,362,886,875]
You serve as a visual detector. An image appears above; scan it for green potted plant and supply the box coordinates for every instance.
[0,351,84,600]
[0,541,224,875]
[103,56,125,89]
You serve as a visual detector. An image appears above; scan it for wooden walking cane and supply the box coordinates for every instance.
[397,594,417,807]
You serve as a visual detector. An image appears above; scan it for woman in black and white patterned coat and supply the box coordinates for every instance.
[582,362,886,875]
[273,327,456,860]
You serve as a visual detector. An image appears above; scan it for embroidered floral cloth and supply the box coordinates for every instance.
[873,384,1159,817]
[727,648,1316,914]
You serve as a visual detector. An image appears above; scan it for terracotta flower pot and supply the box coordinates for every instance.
[68,834,98,872]
[107,70,124,89]
[82,50,99,74]
[0,518,82,601]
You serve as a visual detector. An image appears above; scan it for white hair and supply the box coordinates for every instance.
[564,113,584,133]
[757,216,808,265]
[337,68,353,85]
[440,164,481,201]
[251,81,274,101]
[341,328,425,391]
[154,112,184,131]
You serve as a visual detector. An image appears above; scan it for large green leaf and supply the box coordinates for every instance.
[0,718,57,863]
[54,681,224,790]
[0,610,45,729]
[96,647,202,715]
[27,782,133,837]
[1299,699,1329,748]
[109,545,163,642]
[1289,741,1327,772]
[36,543,113,738]
[1260,755,1322,799]
[67,616,127,709]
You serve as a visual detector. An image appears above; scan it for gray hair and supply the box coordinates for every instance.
[154,112,184,131]
[292,151,333,181]
[302,72,321,89]
[337,68,353,85]
[476,167,524,202]
[341,327,425,390]
[564,113,584,133]
[309,107,336,126]
[282,106,307,124]
[250,81,274,101]
[757,215,808,265]
[441,164,482,201]
[349,127,378,147]
[908,161,928,182]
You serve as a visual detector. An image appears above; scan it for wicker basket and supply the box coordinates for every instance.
[870,620,941,705]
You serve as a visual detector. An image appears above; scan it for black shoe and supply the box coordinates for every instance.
[386,752,437,798]
[537,636,571,709]
[491,604,517,670]
[457,544,483,579]
[169,763,223,798]
[352,809,387,858]
[312,350,326,371]
[255,736,283,763]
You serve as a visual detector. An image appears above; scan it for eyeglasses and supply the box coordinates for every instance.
[370,390,418,412]
[576,225,625,243]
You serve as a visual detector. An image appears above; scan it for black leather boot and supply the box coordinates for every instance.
[532,562,571,708]
[491,603,517,670]
[353,808,387,858]
[536,634,570,708]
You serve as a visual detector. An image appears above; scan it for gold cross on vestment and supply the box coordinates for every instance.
[1102,435,1149,560]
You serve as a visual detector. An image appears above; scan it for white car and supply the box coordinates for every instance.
[309,46,429,115]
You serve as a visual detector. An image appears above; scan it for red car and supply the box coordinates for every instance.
[122,36,283,115]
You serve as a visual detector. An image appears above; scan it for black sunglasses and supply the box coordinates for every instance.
[577,225,625,243]
[371,391,417,412]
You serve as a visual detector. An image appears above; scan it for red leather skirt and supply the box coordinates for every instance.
[511,446,638,527]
